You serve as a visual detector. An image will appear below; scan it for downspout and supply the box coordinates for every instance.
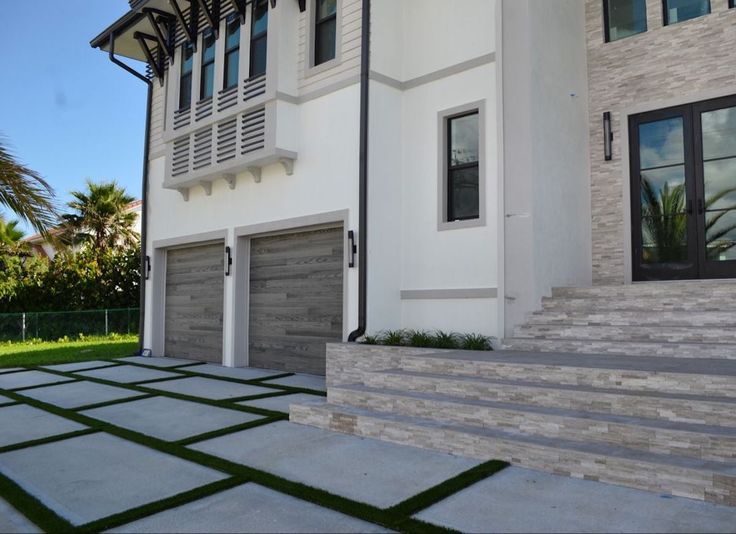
[348,0,371,342]
[108,33,152,355]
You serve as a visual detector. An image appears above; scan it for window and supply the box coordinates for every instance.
[250,0,268,77]
[730,0,735,7]
[314,0,337,66]
[604,0,647,42]
[663,0,710,25]
[179,42,194,110]
[199,30,216,100]
[224,14,241,89]
[446,111,480,223]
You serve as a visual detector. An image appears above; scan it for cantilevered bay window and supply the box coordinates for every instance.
[223,13,241,90]
[179,42,194,110]
[200,29,216,100]
[250,0,268,77]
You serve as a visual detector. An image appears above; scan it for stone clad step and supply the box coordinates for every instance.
[513,324,736,345]
[396,351,736,397]
[527,309,736,328]
[362,369,736,428]
[328,384,736,462]
[290,401,736,506]
[541,296,736,312]
[503,337,736,359]
[551,281,736,299]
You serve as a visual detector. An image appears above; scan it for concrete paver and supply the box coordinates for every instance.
[0,496,40,533]
[76,365,182,384]
[261,374,326,391]
[238,393,324,413]
[20,380,144,410]
[188,364,284,381]
[41,360,118,372]
[143,376,277,400]
[0,371,74,390]
[190,421,479,508]
[117,356,200,368]
[111,483,390,533]
[415,467,736,533]
[0,368,24,375]
[82,396,263,441]
[0,405,85,447]
[0,433,226,525]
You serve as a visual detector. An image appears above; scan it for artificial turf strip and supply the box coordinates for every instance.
[0,469,74,533]
[387,459,510,517]
[10,379,80,393]
[174,416,285,446]
[70,394,156,412]
[0,429,99,455]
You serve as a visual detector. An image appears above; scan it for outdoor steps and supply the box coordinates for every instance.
[513,324,736,345]
[290,349,736,506]
[503,338,736,359]
[526,309,736,327]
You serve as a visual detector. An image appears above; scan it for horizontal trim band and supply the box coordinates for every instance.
[401,288,497,300]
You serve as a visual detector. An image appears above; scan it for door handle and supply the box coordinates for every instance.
[698,198,705,215]
[687,199,693,215]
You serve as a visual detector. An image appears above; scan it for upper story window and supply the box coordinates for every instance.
[446,111,480,223]
[250,0,268,77]
[604,0,647,42]
[200,29,216,100]
[224,14,241,90]
[663,0,710,25]
[314,0,337,66]
[179,42,194,110]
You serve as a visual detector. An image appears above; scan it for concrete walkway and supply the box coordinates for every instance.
[0,357,733,533]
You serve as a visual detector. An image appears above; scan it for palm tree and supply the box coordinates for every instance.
[0,217,25,247]
[61,180,138,252]
[0,137,57,233]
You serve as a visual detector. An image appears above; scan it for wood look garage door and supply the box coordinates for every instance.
[248,227,344,375]
[164,241,224,362]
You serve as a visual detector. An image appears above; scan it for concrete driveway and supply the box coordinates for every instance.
[0,357,734,533]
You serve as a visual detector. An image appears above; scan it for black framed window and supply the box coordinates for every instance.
[730,0,735,8]
[314,0,337,66]
[178,42,194,110]
[447,111,480,222]
[200,29,216,100]
[250,0,268,77]
[663,0,710,25]
[224,14,241,89]
[603,0,647,42]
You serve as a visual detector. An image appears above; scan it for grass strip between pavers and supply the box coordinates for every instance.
[0,429,100,455]
[70,394,156,412]
[10,379,81,393]
[0,367,507,533]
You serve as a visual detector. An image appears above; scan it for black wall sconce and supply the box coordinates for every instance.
[348,231,357,268]
[603,111,613,161]
[144,255,151,280]
[225,246,233,276]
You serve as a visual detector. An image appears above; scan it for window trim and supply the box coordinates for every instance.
[305,0,343,77]
[249,0,269,78]
[662,0,711,26]
[437,101,486,231]
[223,13,241,90]
[602,0,647,43]
[199,28,216,101]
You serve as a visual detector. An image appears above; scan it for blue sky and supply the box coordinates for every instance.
[0,1,146,233]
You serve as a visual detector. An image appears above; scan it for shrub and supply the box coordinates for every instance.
[382,330,406,346]
[363,329,493,351]
[407,329,434,348]
[461,333,493,351]
[432,330,460,349]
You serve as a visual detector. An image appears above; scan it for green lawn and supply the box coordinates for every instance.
[0,335,138,368]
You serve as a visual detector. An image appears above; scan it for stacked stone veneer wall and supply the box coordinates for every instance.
[585,0,736,284]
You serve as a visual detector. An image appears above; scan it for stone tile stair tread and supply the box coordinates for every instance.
[528,311,736,327]
[375,368,736,404]
[314,403,736,475]
[334,383,736,437]
[413,350,736,375]
[514,324,736,342]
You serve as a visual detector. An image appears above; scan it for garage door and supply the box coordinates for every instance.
[164,241,224,362]
[249,226,344,375]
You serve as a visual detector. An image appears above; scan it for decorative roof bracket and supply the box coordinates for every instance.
[229,0,247,24]
[168,0,198,50]
[142,8,175,65]
[134,32,165,86]
[194,0,220,38]
[297,0,305,12]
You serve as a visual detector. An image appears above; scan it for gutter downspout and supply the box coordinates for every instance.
[348,0,371,342]
[108,33,152,355]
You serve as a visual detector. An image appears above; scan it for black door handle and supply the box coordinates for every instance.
[687,199,693,215]
[698,198,705,215]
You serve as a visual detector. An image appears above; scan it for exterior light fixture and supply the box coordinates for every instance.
[603,111,613,161]
[225,246,233,276]
[348,231,357,268]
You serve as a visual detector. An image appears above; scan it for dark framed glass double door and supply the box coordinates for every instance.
[629,95,736,281]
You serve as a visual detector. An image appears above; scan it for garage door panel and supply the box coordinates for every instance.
[165,242,224,363]
[249,227,343,375]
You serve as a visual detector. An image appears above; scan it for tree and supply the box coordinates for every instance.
[0,217,25,247]
[0,137,57,234]
[61,180,138,253]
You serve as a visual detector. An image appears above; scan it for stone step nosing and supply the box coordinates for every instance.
[328,384,736,462]
[290,403,736,506]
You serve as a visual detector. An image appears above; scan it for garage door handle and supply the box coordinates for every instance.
[225,246,232,276]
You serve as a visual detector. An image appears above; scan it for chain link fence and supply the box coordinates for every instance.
[0,308,139,342]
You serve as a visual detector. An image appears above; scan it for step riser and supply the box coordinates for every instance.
[362,373,736,428]
[542,298,736,312]
[399,356,736,398]
[551,284,736,299]
[528,311,736,328]
[329,387,736,462]
[291,404,736,507]
[504,338,736,359]
[514,325,736,345]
